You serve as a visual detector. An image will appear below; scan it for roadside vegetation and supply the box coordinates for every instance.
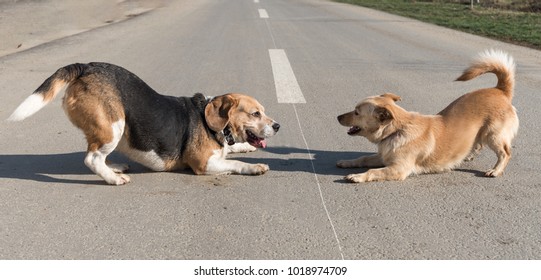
[334,0,541,49]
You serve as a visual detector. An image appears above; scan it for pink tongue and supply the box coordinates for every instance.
[257,139,267,148]
[251,138,267,148]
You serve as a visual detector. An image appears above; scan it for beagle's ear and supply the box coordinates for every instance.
[205,95,237,132]
[381,93,401,102]
[374,106,394,123]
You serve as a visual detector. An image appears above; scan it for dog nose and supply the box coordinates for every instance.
[337,114,344,122]
[272,122,280,132]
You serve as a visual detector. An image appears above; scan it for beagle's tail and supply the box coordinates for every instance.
[8,63,87,121]
[455,49,515,100]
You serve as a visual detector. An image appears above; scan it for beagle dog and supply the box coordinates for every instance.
[9,63,280,185]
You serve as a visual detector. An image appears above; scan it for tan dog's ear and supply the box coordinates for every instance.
[374,106,394,123]
[381,93,401,102]
[205,95,237,132]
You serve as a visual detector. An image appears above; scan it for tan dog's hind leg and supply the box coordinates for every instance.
[465,143,483,162]
[484,116,518,177]
[337,154,384,168]
[485,140,512,177]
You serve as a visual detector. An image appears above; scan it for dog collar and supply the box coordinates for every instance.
[204,96,235,146]
[203,96,236,146]
[210,125,235,147]
[222,126,235,146]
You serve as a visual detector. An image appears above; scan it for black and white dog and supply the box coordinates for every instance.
[9,63,280,185]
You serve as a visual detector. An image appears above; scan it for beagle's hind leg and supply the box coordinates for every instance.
[64,79,130,184]
[84,120,130,184]
[83,120,130,185]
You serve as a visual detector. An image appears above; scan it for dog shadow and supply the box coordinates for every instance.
[233,146,373,178]
[236,146,490,179]
[0,152,157,185]
[455,168,488,178]
[0,148,489,185]
[0,147,370,185]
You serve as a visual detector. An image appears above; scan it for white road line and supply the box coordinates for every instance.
[258,9,268,19]
[254,0,260,3]
[268,49,306,104]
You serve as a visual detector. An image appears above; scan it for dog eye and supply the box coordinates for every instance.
[354,111,359,116]
[251,111,261,118]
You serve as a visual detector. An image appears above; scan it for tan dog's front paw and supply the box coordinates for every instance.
[345,173,367,183]
[345,167,408,183]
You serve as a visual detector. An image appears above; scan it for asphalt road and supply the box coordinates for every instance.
[1,0,541,260]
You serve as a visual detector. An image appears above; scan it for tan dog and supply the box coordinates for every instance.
[337,50,518,183]
[9,63,279,185]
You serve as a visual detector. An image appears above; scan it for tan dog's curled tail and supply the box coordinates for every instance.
[455,49,515,99]
[8,63,87,121]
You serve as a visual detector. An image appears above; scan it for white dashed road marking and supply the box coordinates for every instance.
[258,9,268,19]
[268,49,306,104]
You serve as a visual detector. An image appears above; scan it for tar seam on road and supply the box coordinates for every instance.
[258,4,345,260]
[292,105,345,260]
